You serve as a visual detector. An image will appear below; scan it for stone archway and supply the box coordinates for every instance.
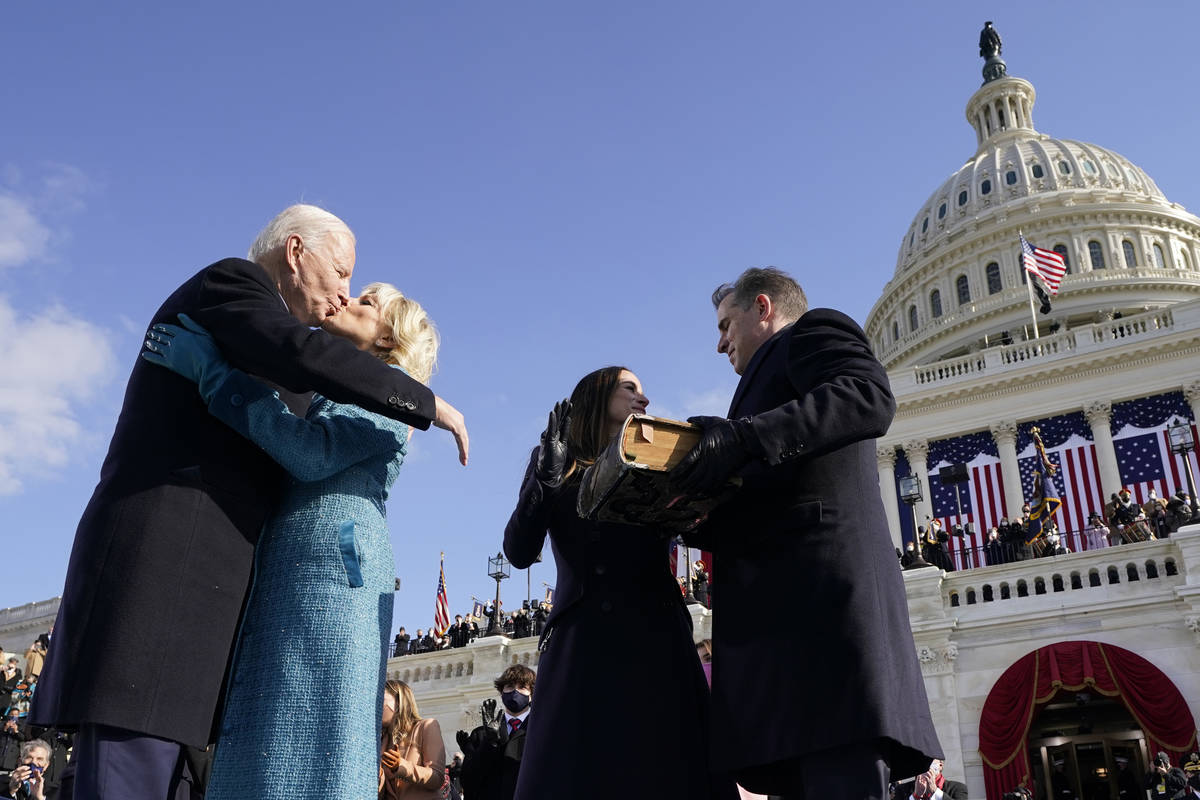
[978,641,1197,800]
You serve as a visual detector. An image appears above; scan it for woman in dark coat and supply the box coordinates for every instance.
[504,366,734,800]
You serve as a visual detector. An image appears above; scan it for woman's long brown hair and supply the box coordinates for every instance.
[562,365,629,481]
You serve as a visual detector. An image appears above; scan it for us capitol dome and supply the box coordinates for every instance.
[865,34,1200,370]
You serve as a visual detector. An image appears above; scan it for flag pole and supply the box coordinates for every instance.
[1020,231,1040,340]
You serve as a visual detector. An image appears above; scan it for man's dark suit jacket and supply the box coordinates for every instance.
[692,309,943,793]
[460,715,526,800]
[31,258,436,747]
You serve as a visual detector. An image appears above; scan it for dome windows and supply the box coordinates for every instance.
[1058,160,1072,175]
[892,320,901,342]
[981,179,992,196]
[938,202,947,220]
[1153,243,1166,268]
[908,305,919,332]
[1053,244,1072,273]
[1122,240,1136,268]
[956,274,971,305]
[986,262,1002,294]
[1005,170,1018,186]
[1180,249,1192,270]
[1088,241,1105,269]
[930,289,943,318]
[1031,163,1045,179]
[922,217,929,233]
[1082,160,1098,176]
[958,190,968,207]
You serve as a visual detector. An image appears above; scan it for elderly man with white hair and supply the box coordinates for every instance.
[30,204,469,800]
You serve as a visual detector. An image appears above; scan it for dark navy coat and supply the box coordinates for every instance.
[503,451,734,800]
[693,308,942,790]
[31,258,435,747]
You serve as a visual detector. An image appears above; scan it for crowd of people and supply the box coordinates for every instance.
[2,629,70,800]
[900,486,1196,572]
[391,603,552,657]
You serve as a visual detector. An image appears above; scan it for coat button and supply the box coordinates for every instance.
[388,396,400,406]
[600,600,613,612]
[230,394,244,407]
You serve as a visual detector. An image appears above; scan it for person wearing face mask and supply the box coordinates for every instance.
[457,665,536,800]
[504,367,736,800]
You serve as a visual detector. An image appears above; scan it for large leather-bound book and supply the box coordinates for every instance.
[577,414,736,533]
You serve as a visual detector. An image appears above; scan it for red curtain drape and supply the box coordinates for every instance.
[979,641,1198,800]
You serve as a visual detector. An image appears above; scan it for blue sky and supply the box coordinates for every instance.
[3,1,1198,638]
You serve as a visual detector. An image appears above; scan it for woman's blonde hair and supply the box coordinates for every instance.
[361,282,439,384]
[383,679,423,747]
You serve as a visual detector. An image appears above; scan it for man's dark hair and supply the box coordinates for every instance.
[493,664,536,694]
[711,267,808,323]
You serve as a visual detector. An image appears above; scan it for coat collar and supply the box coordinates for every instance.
[727,323,790,416]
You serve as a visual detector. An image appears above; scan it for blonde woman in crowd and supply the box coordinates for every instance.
[380,680,447,799]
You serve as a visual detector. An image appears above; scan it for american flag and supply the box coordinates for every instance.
[927,431,1007,569]
[1017,437,1105,538]
[1020,234,1067,295]
[433,554,450,638]
[1113,423,1200,504]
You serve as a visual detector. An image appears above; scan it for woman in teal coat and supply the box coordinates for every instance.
[142,282,439,800]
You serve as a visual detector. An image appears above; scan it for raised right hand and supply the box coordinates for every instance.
[433,395,469,466]
[535,399,572,486]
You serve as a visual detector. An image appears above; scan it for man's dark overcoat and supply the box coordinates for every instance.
[694,308,942,791]
[30,258,436,747]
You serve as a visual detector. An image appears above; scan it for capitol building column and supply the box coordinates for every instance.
[877,445,903,548]
[1184,382,1200,428]
[989,421,1025,518]
[1084,401,1122,497]
[902,439,933,527]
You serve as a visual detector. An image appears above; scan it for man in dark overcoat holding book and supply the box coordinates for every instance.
[675,267,942,799]
[30,204,469,799]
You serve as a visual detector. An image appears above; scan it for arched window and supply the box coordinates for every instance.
[986,262,1002,294]
[921,217,929,233]
[930,289,943,318]
[1153,243,1166,268]
[908,305,919,332]
[981,179,992,196]
[1122,240,1136,268]
[1088,240,1105,269]
[1181,249,1192,271]
[1053,244,1072,274]
[1031,163,1045,179]
[938,202,947,220]
[1005,170,1018,185]
[1058,160,1072,175]
[892,320,900,342]
[956,274,971,305]
[958,190,968,206]
[1083,160,1098,175]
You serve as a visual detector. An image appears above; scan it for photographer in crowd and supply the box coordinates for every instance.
[4,739,50,800]
[907,758,966,800]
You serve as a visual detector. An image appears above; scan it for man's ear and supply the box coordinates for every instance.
[756,293,775,322]
[284,234,304,276]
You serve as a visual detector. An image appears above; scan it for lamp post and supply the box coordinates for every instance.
[899,476,931,569]
[1167,420,1200,524]
[487,552,510,636]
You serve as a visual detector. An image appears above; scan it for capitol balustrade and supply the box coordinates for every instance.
[914,531,1200,624]
[895,301,1197,394]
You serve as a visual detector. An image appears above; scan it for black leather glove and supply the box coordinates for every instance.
[672,415,757,495]
[535,399,572,486]
[480,697,499,727]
